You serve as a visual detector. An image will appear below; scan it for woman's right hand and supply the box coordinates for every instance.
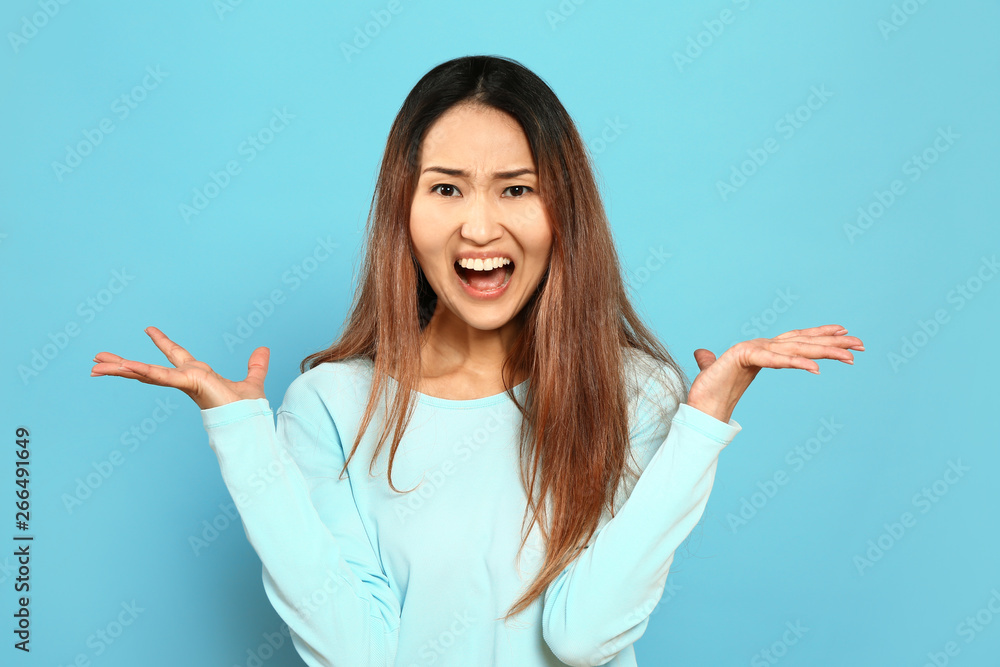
[91,326,269,411]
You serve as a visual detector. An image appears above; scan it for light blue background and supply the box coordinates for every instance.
[3,1,998,665]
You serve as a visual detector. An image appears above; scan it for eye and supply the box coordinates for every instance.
[430,183,461,197]
[504,185,533,198]
[430,184,534,198]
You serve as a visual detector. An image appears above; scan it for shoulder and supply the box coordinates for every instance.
[274,357,376,457]
[619,348,692,485]
[622,347,688,433]
[279,356,374,421]
[589,348,691,533]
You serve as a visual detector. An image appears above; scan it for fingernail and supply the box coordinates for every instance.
[843,359,854,365]
[850,345,865,351]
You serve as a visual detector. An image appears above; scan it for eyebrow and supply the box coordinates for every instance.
[420,166,536,179]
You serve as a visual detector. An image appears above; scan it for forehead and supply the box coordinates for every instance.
[418,103,535,173]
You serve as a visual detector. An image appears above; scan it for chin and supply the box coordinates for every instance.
[458,310,516,332]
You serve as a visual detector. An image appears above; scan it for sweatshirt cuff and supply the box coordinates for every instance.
[201,398,273,430]
[673,402,742,446]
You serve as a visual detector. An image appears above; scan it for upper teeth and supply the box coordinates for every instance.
[458,257,512,271]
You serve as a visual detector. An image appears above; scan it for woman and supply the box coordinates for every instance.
[91,55,863,666]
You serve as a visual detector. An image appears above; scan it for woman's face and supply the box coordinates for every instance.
[410,103,553,333]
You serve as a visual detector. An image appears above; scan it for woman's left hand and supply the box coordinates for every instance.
[686,324,864,423]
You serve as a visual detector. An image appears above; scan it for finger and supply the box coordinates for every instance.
[91,360,146,380]
[693,348,716,369]
[745,347,822,374]
[770,334,864,350]
[245,347,270,386]
[91,351,135,377]
[91,359,175,384]
[773,325,847,341]
[764,340,855,363]
[107,359,194,390]
[144,326,197,368]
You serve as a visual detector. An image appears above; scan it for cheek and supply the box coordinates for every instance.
[525,216,554,260]
[408,205,439,265]
[508,205,551,244]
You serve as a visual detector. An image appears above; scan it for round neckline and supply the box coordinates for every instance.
[371,361,529,410]
[412,378,529,409]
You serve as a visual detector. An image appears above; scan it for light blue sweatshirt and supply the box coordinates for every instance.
[199,352,741,666]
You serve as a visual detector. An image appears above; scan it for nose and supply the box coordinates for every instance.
[460,193,504,245]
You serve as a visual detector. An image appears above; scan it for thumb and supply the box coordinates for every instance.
[245,346,270,387]
[693,348,716,372]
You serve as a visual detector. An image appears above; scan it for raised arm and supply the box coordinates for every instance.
[91,327,400,666]
[542,325,862,665]
[541,367,741,666]
[201,380,401,667]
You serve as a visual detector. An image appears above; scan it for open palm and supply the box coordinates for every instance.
[687,324,864,422]
[90,326,270,410]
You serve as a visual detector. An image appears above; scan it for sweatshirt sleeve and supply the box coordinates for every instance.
[200,384,401,667]
[541,368,741,667]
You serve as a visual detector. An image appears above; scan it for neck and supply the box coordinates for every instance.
[419,304,523,384]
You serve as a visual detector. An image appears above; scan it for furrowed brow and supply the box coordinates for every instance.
[421,166,536,179]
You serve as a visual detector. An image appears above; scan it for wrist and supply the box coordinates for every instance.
[685,396,735,424]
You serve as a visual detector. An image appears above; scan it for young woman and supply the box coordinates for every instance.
[91,55,863,666]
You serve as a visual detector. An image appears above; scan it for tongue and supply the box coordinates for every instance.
[468,267,506,291]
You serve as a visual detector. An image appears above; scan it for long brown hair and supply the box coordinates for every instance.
[300,55,689,622]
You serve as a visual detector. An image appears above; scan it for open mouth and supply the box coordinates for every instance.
[454,260,515,292]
